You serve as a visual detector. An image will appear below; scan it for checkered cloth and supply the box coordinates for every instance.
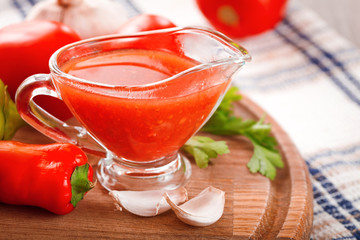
[1,0,360,238]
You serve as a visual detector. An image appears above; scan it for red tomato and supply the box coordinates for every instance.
[0,20,81,120]
[115,14,181,55]
[116,14,176,35]
[196,0,288,38]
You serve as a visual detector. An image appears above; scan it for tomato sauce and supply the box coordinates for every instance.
[57,49,228,162]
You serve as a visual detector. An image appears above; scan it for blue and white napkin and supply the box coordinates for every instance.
[1,0,360,238]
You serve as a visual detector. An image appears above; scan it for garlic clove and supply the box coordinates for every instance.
[26,0,63,22]
[109,187,188,217]
[164,186,225,227]
[26,0,129,39]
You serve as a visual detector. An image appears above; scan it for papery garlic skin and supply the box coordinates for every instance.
[26,0,128,39]
[165,186,225,227]
[109,187,188,217]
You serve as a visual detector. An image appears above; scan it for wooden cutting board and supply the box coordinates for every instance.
[0,95,313,239]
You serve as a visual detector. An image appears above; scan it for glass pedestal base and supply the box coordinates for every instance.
[96,153,192,191]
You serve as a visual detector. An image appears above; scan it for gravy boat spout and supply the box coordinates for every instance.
[148,26,252,90]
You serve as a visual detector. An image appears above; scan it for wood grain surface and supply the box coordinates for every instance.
[0,95,313,239]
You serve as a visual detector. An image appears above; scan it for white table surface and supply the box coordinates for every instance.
[296,0,360,47]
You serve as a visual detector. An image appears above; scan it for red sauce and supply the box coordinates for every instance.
[57,49,228,162]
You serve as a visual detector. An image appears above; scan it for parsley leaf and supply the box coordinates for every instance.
[0,79,26,140]
[201,86,283,180]
[242,117,284,180]
[182,136,229,168]
[183,86,283,180]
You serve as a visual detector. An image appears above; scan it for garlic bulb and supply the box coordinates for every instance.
[109,187,188,217]
[164,186,225,227]
[26,0,128,39]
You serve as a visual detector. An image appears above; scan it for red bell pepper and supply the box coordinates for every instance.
[196,0,288,38]
[0,141,94,215]
[0,20,81,121]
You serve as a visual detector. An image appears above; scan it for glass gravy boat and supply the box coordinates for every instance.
[16,27,251,191]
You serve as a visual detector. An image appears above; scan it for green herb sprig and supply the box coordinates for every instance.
[182,86,283,180]
[182,136,229,168]
[0,79,26,140]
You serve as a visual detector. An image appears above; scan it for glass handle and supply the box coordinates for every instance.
[15,74,106,157]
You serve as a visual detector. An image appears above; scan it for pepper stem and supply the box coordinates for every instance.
[70,163,94,207]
